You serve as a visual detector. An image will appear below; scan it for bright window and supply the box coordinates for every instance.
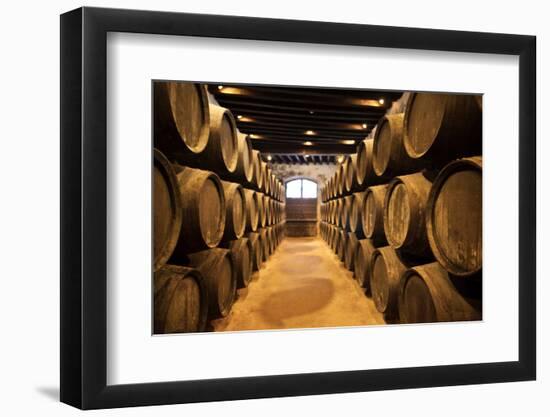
[286,179,318,198]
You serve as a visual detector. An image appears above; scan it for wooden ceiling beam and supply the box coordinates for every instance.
[215,98,387,116]
[237,120,372,132]
[213,85,399,101]
[224,107,383,122]
[212,88,398,109]
[243,129,368,140]
[252,143,355,155]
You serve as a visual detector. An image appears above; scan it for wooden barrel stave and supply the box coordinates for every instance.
[154,264,208,334]
[153,149,182,271]
[186,248,236,319]
[384,171,434,257]
[244,189,259,232]
[171,165,226,256]
[399,262,482,323]
[373,113,423,178]
[362,184,388,245]
[370,246,409,321]
[403,93,482,166]
[354,238,377,292]
[247,232,262,271]
[154,82,210,159]
[426,157,482,276]
[220,180,246,242]
[345,232,359,271]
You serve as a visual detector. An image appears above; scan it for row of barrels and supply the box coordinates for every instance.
[320,222,481,324]
[321,157,482,277]
[154,81,285,201]
[153,81,287,333]
[154,150,285,270]
[155,223,286,334]
[321,92,481,202]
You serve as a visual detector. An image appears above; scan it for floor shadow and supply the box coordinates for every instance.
[36,386,59,401]
[259,277,335,325]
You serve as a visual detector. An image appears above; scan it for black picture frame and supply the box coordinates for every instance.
[60,6,536,410]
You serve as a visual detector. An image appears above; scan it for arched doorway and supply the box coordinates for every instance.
[285,178,318,237]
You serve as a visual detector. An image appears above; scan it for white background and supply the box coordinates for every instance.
[0,0,547,416]
[108,33,518,384]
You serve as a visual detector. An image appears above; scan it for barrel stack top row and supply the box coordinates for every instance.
[155,81,285,201]
[321,92,481,202]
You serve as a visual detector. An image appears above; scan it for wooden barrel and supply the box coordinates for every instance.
[264,195,273,226]
[202,104,239,176]
[333,199,341,227]
[356,139,383,187]
[226,238,253,288]
[344,232,358,271]
[336,163,345,196]
[251,150,263,191]
[260,162,269,194]
[344,154,360,193]
[258,228,270,262]
[227,131,254,184]
[343,195,354,231]
[354,238,376,291]
[403,93,482,165]
[384,172,433,257]
[331,226,340,252]
[186,248,236,319]
[370,246,409,320]
[244,189,259,232]
[399,262,482,323]
[426,157,482,276]
[153,149,182,271]
[268,173,276,199]
[327,224,334,249]
[373,113,423,178]
[362,184,388,245]
[247,232,262,271]
[327,177,333,200]
[349,191,366,238]
[171,165,226,256]
[337,229,347,261]
[220,181,246,242]
[153,82,210,159]
[256,192,267,228]
[267,226,276,254]
[154,265,208,333]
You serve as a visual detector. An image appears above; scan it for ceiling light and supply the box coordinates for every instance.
[249,134,262,139]
[341,140,355,145]
[362,123,368,129]
[379,98,385,105]
[267,155,272,161]
[304,154,309,158]
[305,130,315,135]
[337,155,345,163]
[237,115,243,119]
[304,141,313,146]
[309,110,315,114]
[217,85,224,90]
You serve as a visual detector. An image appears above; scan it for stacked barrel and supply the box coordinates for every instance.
[320,92,482,324]
[153,82,286,333]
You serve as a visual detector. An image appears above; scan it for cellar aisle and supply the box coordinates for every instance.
[212,236,385,332]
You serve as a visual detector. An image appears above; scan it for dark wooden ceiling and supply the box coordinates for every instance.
[207,84,403,164]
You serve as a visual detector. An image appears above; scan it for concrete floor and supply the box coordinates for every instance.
[212,236,385,332]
